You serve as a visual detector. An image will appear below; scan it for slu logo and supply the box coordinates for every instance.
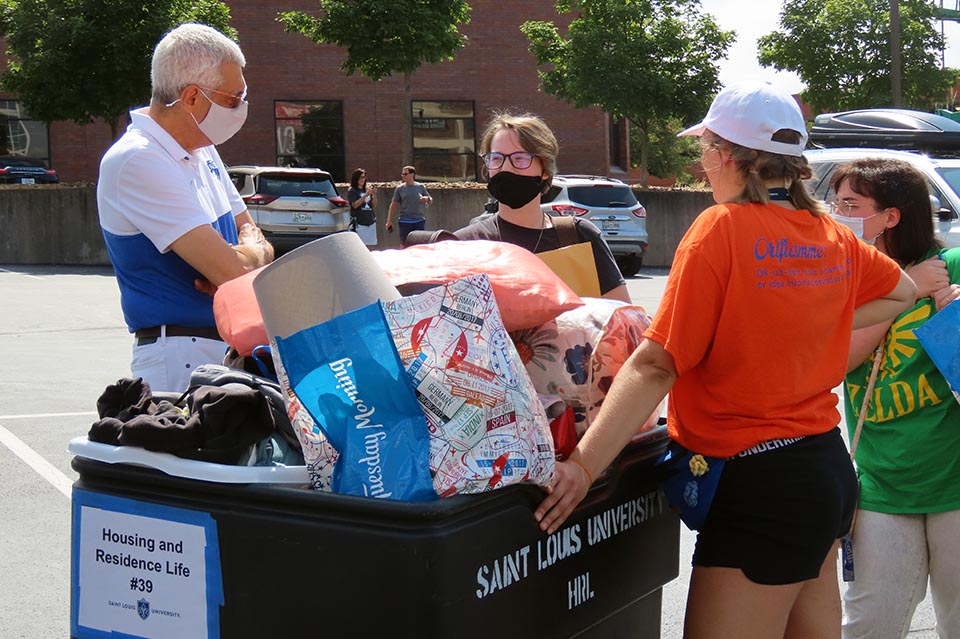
[206,159,220,179]
[137,598,150,620]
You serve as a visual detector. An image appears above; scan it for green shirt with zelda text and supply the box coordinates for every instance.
[844,247,960,514]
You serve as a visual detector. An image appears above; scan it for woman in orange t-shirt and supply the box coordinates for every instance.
[535,82,917,639]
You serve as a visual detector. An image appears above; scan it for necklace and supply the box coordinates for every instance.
[495,212,547,253]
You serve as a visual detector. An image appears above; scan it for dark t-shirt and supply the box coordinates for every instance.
[347,187,376,225]
[454,214,625,295]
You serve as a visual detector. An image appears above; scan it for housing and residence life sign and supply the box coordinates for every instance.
[71,490,223,639]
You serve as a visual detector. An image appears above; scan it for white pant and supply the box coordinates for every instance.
[131,334,228,393]
[843,509,960,639]
[354,223,377,246]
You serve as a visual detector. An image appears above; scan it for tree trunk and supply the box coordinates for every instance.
[637,124,650,187]
[401,73,413,165]
[109,114,124,141]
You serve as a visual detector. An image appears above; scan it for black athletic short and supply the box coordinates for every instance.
[692,427,858,585]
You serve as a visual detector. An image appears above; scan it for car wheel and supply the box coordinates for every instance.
[617,254,643,278]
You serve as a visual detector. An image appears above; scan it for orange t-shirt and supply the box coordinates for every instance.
[645,202,902,457]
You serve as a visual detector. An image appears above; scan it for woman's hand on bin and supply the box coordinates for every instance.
[535,458,592,534]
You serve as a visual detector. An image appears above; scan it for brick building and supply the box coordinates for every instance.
[2,0,628,184]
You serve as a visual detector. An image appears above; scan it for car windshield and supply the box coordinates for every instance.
[566,185,638,208]
[1,157,45,168]
[935,167,960,201]
[259,174,337,198]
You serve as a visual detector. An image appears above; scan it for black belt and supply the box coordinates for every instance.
[134,325,222,346]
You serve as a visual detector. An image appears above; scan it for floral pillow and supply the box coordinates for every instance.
[511,299,661,436]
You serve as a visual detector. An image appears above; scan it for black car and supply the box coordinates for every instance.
[0,155,59,184]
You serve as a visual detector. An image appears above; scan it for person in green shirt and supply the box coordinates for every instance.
[832,158,960,639]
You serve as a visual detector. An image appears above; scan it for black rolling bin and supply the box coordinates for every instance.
[69,429,679,639]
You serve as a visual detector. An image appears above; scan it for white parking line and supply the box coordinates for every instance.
[0,424,73,498]
[0,411,96,420]
[0,267,43,279]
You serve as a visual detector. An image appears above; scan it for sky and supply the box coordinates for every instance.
[699,0,960,96]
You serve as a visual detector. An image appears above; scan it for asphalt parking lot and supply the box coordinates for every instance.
[0,264,938,638]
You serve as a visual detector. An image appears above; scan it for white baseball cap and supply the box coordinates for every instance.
[678,82,807,157]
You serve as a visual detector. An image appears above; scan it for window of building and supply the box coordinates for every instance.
[274,100,345,182]
[0,100,51,163]
[411,101,476,182]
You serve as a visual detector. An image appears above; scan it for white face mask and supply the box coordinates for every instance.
[194,88,247,145]
[831,212,885,246]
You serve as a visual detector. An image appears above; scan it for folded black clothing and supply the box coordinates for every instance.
[96,377,153,421]
[88,417,124,445]
[189,385,275,456]
[119,413,203,453]
[88,377,277,465]
[189,364,300,453]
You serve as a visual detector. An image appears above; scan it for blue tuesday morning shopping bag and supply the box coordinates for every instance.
[273,302,436,501]
[914,298,960,404]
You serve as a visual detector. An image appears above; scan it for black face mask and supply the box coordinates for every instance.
[487,171,544,209]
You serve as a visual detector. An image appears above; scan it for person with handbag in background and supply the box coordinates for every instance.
[347,168,378,247]
[832,159,960,639]
[454,112,631,303]
[534,82,917,639]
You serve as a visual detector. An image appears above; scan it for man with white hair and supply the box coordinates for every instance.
[98,23,273,392]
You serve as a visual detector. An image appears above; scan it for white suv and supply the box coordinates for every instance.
[541,175,648,276]
[228,166,351,254]
[805,148,960,248]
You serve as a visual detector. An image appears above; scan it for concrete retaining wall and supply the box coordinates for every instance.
[0,185,715,268]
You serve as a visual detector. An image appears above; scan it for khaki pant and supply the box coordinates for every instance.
[843,508,960,639]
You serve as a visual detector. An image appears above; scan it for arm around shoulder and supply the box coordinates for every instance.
[852,270,917,330]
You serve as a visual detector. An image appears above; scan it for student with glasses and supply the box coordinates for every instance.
[830,159,960,639]
[97,23,273,393]
[386,165,432,244]
[454,112,631,303]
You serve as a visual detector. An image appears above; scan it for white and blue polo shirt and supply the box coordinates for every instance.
[97,108,246,333]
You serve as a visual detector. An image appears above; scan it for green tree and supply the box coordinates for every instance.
[521,0,733,185]
[0,0,235,140]
[279,0,471,163]
[758,0,955,112]
[641,115,701,185]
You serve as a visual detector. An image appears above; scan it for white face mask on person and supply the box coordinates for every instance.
[194,88,247,145]
[830,211,887,246]
[167,88,248,146]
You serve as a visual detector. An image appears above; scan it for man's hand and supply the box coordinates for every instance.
[386,220,394,233]
[195,278,217,297]
[534,458,592,534]
[234,223,274,265]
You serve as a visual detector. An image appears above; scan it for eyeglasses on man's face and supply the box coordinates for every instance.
[200,85,248,109]
[481,151,537,170]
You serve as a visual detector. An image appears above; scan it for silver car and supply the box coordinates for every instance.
[804,148,960,248]
[541,175,648,276]
[228,165,351,253]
